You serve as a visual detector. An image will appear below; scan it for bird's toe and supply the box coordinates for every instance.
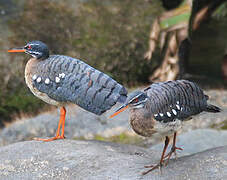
[33,135,65,142]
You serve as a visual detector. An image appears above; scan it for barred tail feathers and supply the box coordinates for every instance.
[205,104,221,113]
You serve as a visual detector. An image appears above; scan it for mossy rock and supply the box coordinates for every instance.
[74,132,145,146]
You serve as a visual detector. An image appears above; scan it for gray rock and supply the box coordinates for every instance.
[150,129,227,157]
[1,102,227,147]
[0,104,132,146]
[0,140,226,180]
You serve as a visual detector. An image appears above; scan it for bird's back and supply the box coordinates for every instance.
[144,80,220,122]
[28,55,127,115]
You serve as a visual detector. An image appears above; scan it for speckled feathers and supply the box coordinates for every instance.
[26,55,127,115]
[144,80,209,122]
[126,80,220,137]
[126,80,216,124]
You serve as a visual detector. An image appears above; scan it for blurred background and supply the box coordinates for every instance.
[0,0,227,147]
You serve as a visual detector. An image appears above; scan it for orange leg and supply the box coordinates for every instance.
[60,107,66,139]
[34,106,66,142]
[142,136,170,175]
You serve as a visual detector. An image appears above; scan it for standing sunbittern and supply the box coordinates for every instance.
[8,41,127,141]
[110,80,221,175]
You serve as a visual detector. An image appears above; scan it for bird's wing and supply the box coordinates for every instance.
[144,80,208,122]
[32,55,127,115]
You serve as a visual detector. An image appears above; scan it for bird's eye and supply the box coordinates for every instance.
[25,45,32,50]
[131,98,139,104]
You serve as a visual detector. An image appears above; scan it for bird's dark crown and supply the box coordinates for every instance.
[110,91,149,118]
[126,91,148,107]
[24,41,49,59]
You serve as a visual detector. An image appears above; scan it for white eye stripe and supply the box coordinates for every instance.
[133,104,145,109]
[26,43,40,46]
[129,95,148,104]
[129,95,141,103]
[29,51,41,55]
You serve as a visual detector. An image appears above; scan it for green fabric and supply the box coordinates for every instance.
[160,12,191,30]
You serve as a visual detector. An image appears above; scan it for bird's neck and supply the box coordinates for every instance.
[129,100,155,137]
[130,100,152,119]
[24,58,39,86]
[25,58,39,74]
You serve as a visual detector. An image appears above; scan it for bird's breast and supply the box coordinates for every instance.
[130,108,183,138]
[152,119,183,137]
[130,109,156,137]
[25,58,61,106]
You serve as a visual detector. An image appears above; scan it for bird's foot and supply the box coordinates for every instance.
[164,146,183,165]
[142,162,163,175]
[33,135,65,142]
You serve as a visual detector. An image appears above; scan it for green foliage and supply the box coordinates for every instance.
[0,88,45,127]
[73,0,163,85]
[212,2,227,19]
[221,120,227,130]
[9,1,78,54]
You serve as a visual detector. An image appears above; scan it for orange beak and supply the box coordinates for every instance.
[109,105,129,118]
[8,48,26,53]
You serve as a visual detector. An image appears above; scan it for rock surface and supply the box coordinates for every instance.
[150,129,227,156]
[0,140,227,180]
[0,104,132,146]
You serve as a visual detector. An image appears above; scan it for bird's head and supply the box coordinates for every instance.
[8,41,49,60]
[110,91,149,118]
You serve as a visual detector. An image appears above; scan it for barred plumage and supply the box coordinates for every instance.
[31,55,127,115]
[144,80,213,122]
[110,79,221,174]
[8,40,127,142]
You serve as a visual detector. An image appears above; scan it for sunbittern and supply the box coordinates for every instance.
[8,41,127,141]
[110,80,221,175]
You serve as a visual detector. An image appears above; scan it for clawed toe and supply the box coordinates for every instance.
[33,107,66,142]
[142,133,183,175]
[163,146,183,166]
[144,165,155,168]
[142,163,162,175]
[164,146,183,159]
[33,135,65,142]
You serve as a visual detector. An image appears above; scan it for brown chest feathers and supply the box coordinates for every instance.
[130,108,156,137]
[24,58,60,106]
[129,104,183,138]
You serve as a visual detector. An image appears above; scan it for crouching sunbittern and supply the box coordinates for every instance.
[110,80,221,175]
[8,41,127,141]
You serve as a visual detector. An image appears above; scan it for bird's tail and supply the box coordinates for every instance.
[205,104,221,113]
